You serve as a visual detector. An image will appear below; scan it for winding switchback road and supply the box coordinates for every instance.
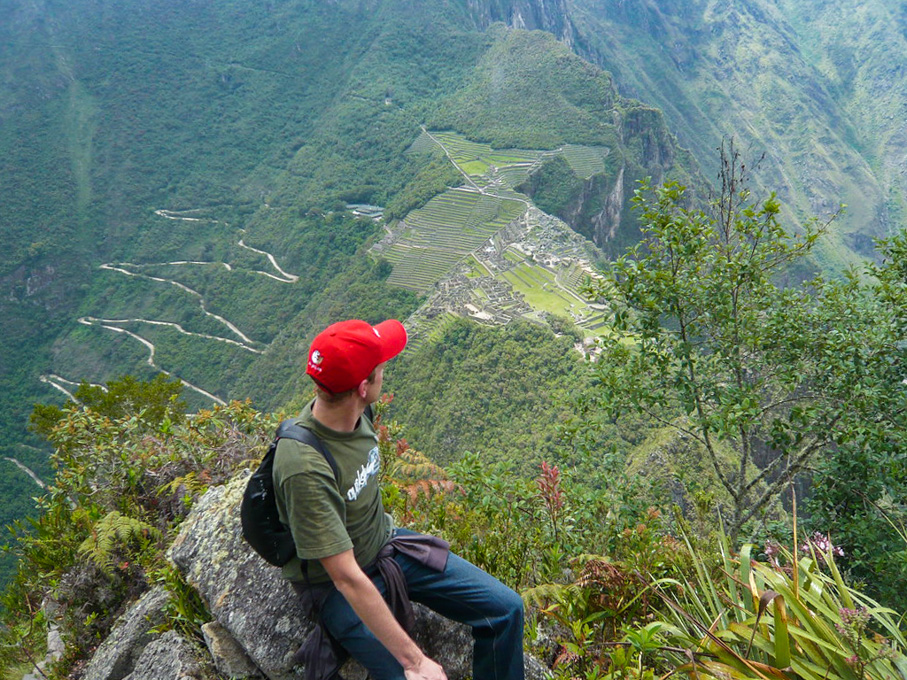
[48,208,302,406]
[77,317,228,405]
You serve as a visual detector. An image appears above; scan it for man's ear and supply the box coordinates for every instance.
[356,379,370,400]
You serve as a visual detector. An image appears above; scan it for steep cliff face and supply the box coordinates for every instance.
[580,166,625,247]
[514,96,694,254]
[466,0,576,45]
[773,0,907,239]
[620,106,678,172]
[572,0,710,74]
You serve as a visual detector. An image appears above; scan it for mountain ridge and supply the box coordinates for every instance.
[562,0,904,270]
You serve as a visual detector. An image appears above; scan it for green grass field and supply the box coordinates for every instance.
[502,263,579,315]
[461,160,490,176]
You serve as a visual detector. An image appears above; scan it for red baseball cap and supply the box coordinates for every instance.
[306,319,408,393]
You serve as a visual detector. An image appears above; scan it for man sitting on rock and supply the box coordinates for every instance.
[273,318,525,680]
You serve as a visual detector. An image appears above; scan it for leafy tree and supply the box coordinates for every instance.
[30,374,186,440]
[583,148,907,539]
[805,230,907,609]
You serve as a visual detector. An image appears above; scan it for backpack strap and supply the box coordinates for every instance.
[275,420,340,481]
[276,405,375,477]
[272,421,340,585]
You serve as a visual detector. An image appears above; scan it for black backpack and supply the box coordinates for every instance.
[240,419,339,567]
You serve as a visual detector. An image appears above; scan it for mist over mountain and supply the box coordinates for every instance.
[1,0,903,587]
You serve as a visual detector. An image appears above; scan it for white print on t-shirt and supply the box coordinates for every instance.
[346,446,381,501]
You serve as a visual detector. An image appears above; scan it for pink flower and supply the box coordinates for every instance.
[800,532,844,561]
[537,461,564,512]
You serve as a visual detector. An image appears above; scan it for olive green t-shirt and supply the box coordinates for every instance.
[272,401,394,583]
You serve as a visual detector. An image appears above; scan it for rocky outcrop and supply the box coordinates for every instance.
[161,471,549,680]
[168,475,303,679]
[76,469,551,680]
[122,630,217,680]
[1,263,71,311]
[201,621,264,679]
[82,587,172,680]
[619,106,677,175]
[590,166,625,245]
[68,459,554,680]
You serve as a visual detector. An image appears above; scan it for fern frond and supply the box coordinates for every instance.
[78,511,161,570]
[156,471,210,498]
[522,581,579,608]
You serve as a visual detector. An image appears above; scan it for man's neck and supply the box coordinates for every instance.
[311,397,365,433]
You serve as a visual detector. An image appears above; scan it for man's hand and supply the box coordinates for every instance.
[404,655,447,680]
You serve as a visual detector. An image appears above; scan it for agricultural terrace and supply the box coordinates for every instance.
[560,144,610,180]
[385,188,526,291]
[410,130,610,190]
[429,131,541,177]
[392,131,611,337]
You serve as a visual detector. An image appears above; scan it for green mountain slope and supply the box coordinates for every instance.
[0,0,700,587]
[8,0,901,592]
[775,0,907,232]
[229,23,696,409]
[565,0,903,271]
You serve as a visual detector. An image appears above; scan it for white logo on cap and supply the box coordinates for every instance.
[311,350,323,365]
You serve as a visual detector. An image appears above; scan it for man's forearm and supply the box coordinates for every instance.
[320,549,445,680]
[333,569,423,668]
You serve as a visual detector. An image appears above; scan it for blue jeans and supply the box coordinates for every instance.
[319,529,525,680]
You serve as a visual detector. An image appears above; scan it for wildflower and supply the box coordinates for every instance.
[764,539,781,559]
[800,531,844,565]
[837,606,872,661]
[839,606,871,629]
[537,461,564,513]
[876,640,898,662]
